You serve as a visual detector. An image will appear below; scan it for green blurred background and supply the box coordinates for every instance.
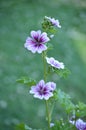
[0,0,86,129]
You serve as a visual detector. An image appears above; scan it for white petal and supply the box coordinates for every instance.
[31,30,41,39]
[44,92,53,100]
[34,93,44,100]
[37,45,47,53]
[38,80,45,87]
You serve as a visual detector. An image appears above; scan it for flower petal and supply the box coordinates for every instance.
[37,80,45,87]
[44,92,53,100]
[40,32,50,43]
[26,44,38,53]
[34,93,44,99]
[31,30,41,40]
[37,44,47,53]
[46,82,56,91]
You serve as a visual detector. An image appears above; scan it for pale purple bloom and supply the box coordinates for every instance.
[45,16,61,28]
[75,119,86,130]
[50,123,54,127]
[24,30,50,53]
[46,57,64,69]
[29,80,56,100]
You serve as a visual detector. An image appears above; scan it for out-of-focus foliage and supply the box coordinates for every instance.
[0,0,86,130]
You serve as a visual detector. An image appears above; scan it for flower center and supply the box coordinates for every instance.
[34,36,43,45]
[38,86,47,95]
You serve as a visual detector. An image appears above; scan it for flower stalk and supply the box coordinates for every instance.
[45,100,51,129]
[42,51,47,82]
[42,51,51,129]
[21,16,86,130]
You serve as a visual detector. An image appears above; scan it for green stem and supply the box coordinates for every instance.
[42,51,51,129]
[42,51,47,82]
[45,100,51,129]
[50,101,55,118]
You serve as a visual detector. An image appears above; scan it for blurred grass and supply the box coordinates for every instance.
[0,0,86,129]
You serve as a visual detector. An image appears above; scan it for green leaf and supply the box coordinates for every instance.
[53,67,71,78]
[50,119,76,130]
[47,66,70,78]
[15,123,32,130]
[15,123,43,130]
[25,125,32,130]
[48,27,57,34]
[16,77,36,87]
[56,89,75,114]
[75,102,86,117]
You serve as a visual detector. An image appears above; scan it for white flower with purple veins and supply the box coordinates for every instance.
[45,16,61,28]
[24,30,50,53]
[46,57,64,69]
[30,80,56,100]
[75,119,86,130]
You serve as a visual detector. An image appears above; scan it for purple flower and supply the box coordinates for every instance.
[29,80,56,100]
[24,30,50,53]
[75,119,86,130]
[46,57,64,69]
[45,16,61,28]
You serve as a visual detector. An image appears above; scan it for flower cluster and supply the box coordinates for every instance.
[24,16,62,54]
[30,80,56,100]
[24,16,64,101]
[22,15,86,130]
